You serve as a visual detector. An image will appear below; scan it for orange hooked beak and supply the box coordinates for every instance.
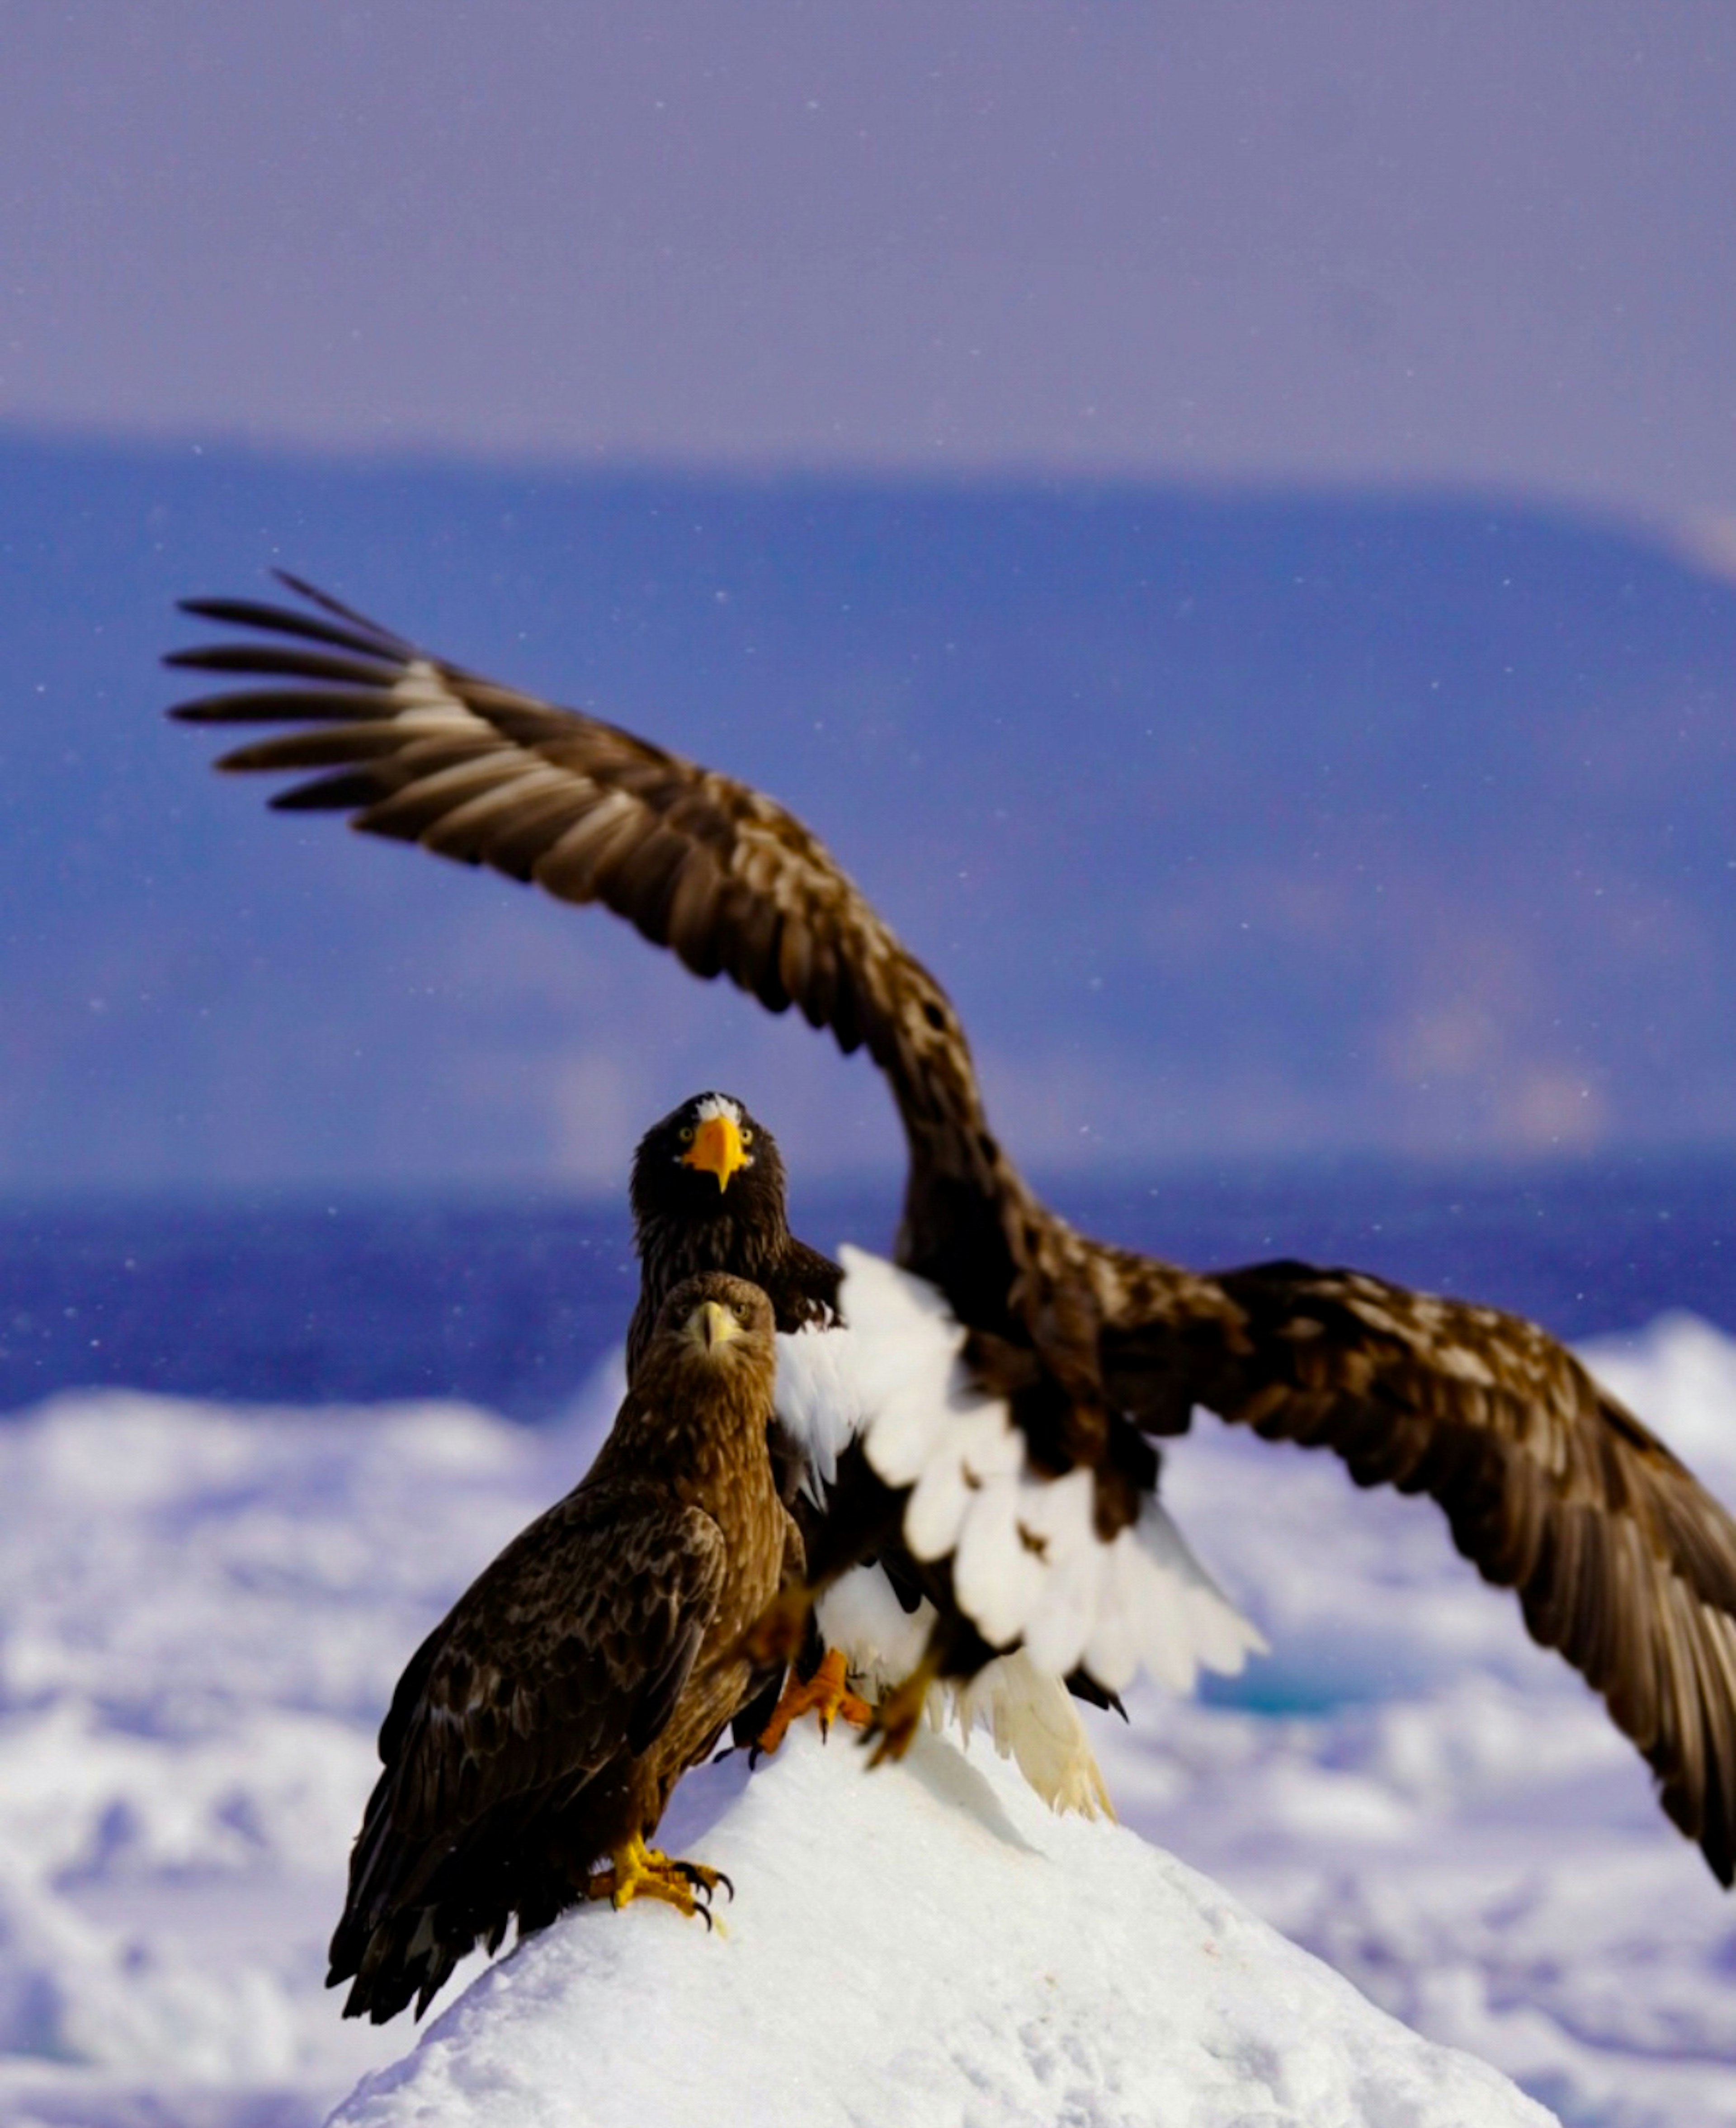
[681,1114,750,1192]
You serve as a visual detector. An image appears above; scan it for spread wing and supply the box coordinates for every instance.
[167,576,1001,1209]
[335,1482,725,1967]
[172,575,1736,1887]
[1098,1254,1736,1883]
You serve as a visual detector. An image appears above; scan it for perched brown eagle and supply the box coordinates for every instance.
[327,1272,799,2024]
[170,575,1736,1884]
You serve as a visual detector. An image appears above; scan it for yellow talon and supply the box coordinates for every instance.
[755,1646,874,1758]
[585,1834,732,1926]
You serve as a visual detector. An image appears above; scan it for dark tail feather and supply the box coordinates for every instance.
[330,1901,469,2026]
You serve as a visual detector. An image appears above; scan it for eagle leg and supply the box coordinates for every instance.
[736,1581,816,1669]
[585,1834,732,1927]
[866,1650,943,1768]
[753,1646,874,1759]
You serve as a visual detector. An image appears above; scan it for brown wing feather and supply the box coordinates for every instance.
[340,1481,725,1946]
[167,578,1004,1226]
[1098,1250,1736,1883]
[171,576,1736,1886]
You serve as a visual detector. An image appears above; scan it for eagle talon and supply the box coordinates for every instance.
[671,1856,733,1905]
[754,1646,874,1759]
[865,1655,940,1768]
[585,1834,726,1926]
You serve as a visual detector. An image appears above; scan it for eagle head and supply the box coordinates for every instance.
[654,1272,778,1394]
[630,1092,788,1229]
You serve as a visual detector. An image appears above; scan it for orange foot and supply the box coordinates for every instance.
[585,1833,733,1929]
[754,1647,874,1759]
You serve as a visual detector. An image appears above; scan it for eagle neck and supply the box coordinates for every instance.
[610,1358,780,1527]
[629,1202,795,1370]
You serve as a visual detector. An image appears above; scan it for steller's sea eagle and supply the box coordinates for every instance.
[627,1088,1152,1816]
[169,575,1736,1886]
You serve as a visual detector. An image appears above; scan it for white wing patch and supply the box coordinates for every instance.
[773,1321,868,1507]
[840,1246,1268,1697]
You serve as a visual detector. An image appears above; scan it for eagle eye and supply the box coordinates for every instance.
[740,1128,754,1146]
[679,1125,694,1144]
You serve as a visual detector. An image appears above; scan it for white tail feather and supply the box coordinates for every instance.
[946,1650,1114,1820]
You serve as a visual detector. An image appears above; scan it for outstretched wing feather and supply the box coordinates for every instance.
[168,579,988,1182]
[1097,1251,1736,1883]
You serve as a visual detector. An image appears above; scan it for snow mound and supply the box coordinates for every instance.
[3,1318,1735,2126]
[330,1726,1556,2128]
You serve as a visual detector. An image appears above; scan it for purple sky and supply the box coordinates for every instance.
[5,2,1734,541]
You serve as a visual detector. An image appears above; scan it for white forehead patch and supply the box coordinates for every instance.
[692,1093,742,1125]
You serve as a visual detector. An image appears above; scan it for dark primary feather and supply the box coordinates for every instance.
[166,576,1038,1320]
[1099,1254,1736,1882]
[327,1273,798,2022]
[171,576,1736,1886]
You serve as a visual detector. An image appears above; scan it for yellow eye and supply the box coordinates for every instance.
[740,1129,754,1146]
[679,1125,694,1144]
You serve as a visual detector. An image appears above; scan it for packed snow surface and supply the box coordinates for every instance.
[0,1319,1734,2125]
[331,1725,1553,2128]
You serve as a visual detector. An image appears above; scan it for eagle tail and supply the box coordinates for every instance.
[326,1771,500,2024]
[329,1899,468,2025]
[944,1648,1116,1819]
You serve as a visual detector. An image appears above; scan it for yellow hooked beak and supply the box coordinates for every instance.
[681,1113,750,1192]
[690,1299,745,1352]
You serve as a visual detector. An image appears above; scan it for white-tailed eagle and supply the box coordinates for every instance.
[328,1273,798,2023]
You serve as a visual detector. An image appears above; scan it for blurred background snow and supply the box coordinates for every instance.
[4,6,1736,2124]
[1,1323,1733,2127]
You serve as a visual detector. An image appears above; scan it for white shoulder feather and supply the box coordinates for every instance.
[840,1245,1267,1697]
[773,1321,867,1507]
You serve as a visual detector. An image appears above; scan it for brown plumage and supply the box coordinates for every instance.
[326,1273,800,2023]
[170,574,1736,1885]
[622,1087,1125,1747]
[625,1090,843,1380]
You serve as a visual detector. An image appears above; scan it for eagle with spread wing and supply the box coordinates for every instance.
[329,1273,798,2024]
[169,574,1736,1885]
[626,1087,1129,1816]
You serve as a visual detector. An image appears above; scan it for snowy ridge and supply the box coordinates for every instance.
[841,1246,1266,1692]
[1,1323,1735,2123]
[328,1725,1556,2128]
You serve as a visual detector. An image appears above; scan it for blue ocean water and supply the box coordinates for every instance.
[3,1157,1730,1422]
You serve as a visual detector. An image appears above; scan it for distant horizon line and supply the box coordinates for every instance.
[7,1140,1736,1213]
[1,413,1709,539]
